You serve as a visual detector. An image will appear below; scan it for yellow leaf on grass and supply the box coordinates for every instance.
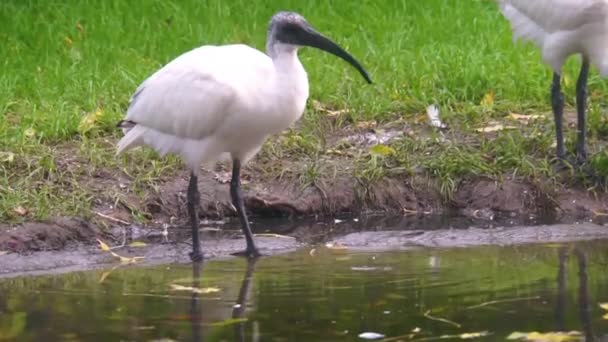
[24,128,36,138]
[476,122,517,133]
[170,284,221,294]
[508,113,544,124]
[64,36,73,47]
[128,241,147,247]
[370,144,395,156]
[13,206,28,216]
[0,152,15,163]
[356,120,377,129]
[480,90,495,108]
[78,109,103,134]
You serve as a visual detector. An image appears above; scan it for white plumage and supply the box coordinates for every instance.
[500,0,608,74]
[116,11,371,260]
[117,44,309,169]
[499,0,608,164]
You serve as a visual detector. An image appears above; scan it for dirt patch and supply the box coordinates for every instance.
[0,218,99,253]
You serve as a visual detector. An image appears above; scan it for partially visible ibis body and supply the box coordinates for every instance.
[117,12,372,261]
[499,0,608,163]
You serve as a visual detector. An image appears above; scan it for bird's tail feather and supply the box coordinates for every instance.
[116,125,146,155]
[499,1,548,47]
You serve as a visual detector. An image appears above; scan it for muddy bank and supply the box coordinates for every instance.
[0,234,300,278]
[2,222,608,279]
[331,223,608,250]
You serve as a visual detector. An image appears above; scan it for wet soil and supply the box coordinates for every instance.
[2,128,608,276]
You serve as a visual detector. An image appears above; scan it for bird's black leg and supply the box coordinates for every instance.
[187,171,203,262]
[551,72,567,161]
[575,58,590,164]
[230,159,261,258]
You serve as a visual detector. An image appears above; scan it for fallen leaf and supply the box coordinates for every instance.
[460,331,491,339]
[358,332,385,340]
[0,152,15,163]
[369,144,395,156]
[114,254,145,264]
[508,112,544,124]
[98,238,145,264]
[593,211,608,217]
[78,109,103,134]
[312,100,349,117]
[24,127,36,138]
[357,120,377,130]
[475,122,517,133]
[63,36,73,47]
[480,90,495,108]
[128,241,147,247]
[599,303,608,311]
[13,206,28,216]
[507,331,583,341]
[97,239,111,251]
[169,284,221,294]
[253,233,292,239]
[325,242,348,251]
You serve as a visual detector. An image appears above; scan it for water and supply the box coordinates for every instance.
[2,242,608,341]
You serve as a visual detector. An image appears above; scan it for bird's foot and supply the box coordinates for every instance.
[231,248,262,259]
[189,251,204,262]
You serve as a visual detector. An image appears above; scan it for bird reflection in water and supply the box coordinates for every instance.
[188,260,258,341]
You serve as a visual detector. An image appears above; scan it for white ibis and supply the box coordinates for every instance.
[499,0,608,164]
[116,12,372,261]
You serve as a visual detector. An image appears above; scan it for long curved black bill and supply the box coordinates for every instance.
[298,27,372,84]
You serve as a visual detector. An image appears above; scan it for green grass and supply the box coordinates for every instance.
[1,0,608,222]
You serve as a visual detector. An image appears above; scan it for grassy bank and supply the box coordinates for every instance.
[1,0,608,223]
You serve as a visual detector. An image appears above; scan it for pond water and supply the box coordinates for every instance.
[2,241,608,341]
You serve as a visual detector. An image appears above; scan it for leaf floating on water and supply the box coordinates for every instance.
[423,310,461,328]
[358,332,385,340]
[460,331,491,339]
[506,331,583,341]
[128,241,147,247]
[169,284,221,294]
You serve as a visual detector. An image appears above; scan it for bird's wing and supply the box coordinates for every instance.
[499,0,608,41]
[125,45,272,140]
